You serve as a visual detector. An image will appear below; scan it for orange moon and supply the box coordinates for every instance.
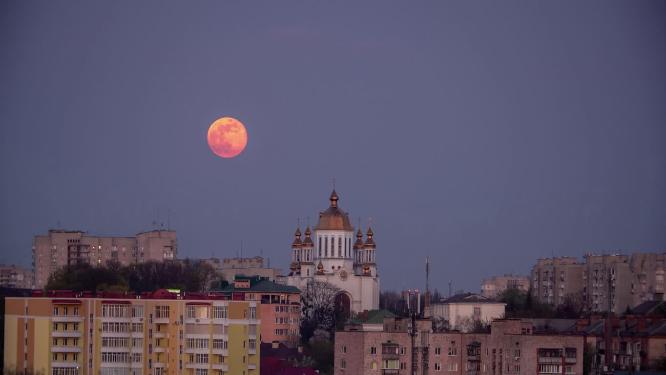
[207,117,248,158]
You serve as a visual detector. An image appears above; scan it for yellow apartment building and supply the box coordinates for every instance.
[3,289,260,375]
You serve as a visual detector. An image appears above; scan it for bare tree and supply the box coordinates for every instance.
[300,280,340,342]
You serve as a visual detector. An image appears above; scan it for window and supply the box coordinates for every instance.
[370,347,377,354]
[131,305,143,318]
[340,359,346,369]
[212,339,227,350]
[382,359,399,370]
[155,306,169,319]
[342,345,347,354]
[447,363,458,371]
[212,306,227,319]
[194,354,208,364]
[434,363,441,371]
[186,338,209,349]
[249,307,256,319]
[435,347,441,355]
[102,304,129,318]
[53,307,59,316]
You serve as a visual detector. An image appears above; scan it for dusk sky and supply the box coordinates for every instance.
[1,1,665,292]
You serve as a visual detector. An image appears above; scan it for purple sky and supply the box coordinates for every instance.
[1,1,665,292]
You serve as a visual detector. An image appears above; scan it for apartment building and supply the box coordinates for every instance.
[532,253,666,314]
[216,276,301,346]
[480,275,529,299]
[0,264,34,289]
[531,257,585,306]
[335,314,584,375]
[33,230,177,288]
[3,289,259,375]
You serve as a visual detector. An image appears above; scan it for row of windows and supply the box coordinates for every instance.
[317,236,353,258]
[155,306,169,319]
[52,368,79,375]
[186,338,208,349]
[53,322,79,331]
[274,329,297,336]
[101,337,129,347]
[53,306,79,316]
[52,338,79,346]
[52,353,78,362]
[101,352,130,363]
[212,339,228,350]
[102,322,130,333]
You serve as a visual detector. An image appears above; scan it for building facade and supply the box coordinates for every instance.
[426,293,506,332]
[4,289,259,375]
[285,191,380,313]
[217,276,300,347]
[531,253,666,314]
[480,275,529,299]
[0,264,34,289]
[531,257,585,307]
[335,316,584,375]
[33,230,178,288]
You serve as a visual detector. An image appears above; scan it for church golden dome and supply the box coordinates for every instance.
[315,190,354,231]
[354,228,364,249]
[364,226,376,248]
[302,226,314,247]
[292,227,302,248]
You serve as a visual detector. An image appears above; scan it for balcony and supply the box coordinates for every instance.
[538,357,562,364]
[211,364,228,371]
[153,332,167,339]
[51,361,79,368]
[154,317,170,324]
[248,348,256,355]
[211,349,228,356]
[101,347,130,353]
[565,357,577,364]
[184,348,210,354]
[185,363,209,369]
[52,331,81,338]
[382,370,399,375]
[185,318,211,325]
[248,364,257,370]
[153,347,166,353]
[52,316,84,323]
[51,346,82,353]
[100,363,131,369]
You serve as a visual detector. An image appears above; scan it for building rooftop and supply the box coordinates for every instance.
[438,292,504,304]
[216,276,300,294]
[349,309,396,324]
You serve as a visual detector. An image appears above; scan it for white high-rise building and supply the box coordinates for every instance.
[285,190,380,313]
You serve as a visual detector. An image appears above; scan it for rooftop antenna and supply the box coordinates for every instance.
[167,208,171,230]
[425,257,431,316]
[240,240,243,259]
[448,280,452,298]
[332,177,336,190]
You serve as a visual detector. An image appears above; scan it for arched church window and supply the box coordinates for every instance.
[338,237,341,257]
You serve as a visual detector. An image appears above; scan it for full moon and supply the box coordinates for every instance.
[207,117,248,158]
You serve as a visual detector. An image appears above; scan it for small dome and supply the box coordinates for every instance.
[364,226,376,248]
[292,227,302,248]
[315,190,354,231]
[354,228,364,249]
[302,226,314,247]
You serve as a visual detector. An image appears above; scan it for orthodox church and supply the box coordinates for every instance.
[285,190,380,313]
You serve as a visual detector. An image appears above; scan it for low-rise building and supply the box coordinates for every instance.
[0,264,34,289]
[217,276,301,347]
[204,256,281,282]
[4,289,260,375]
[335,314,585,375]
[480,274,529,299]
[426,293,506,332]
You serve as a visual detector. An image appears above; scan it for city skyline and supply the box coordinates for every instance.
[2,1,666,292]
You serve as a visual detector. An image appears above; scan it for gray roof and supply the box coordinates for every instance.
[439,293,503,304]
